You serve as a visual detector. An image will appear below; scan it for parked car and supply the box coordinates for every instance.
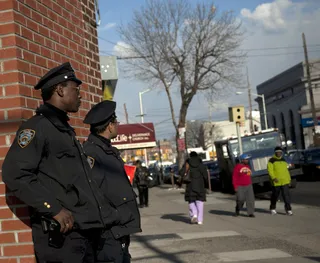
[148,167,160,187]
[302,148,320,180]
[203,160,220,189]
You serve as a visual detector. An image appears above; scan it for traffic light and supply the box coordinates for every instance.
[228,106,245,123]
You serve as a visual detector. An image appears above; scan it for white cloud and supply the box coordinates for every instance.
[241,0,293,32]
[98,23,116,31]
[113,41,137,57]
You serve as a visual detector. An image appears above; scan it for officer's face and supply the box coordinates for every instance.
[59,81,82,112]
[109,119,119,139]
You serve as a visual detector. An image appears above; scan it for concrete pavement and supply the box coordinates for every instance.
[130,184,320,263]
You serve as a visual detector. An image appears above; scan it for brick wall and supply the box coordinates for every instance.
[0,0,102,261]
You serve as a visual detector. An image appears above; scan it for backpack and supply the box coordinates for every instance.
[136,167,149,186]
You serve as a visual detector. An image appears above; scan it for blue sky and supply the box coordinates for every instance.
[96,0,320,139]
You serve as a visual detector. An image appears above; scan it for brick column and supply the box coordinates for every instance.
[0,0,102,261]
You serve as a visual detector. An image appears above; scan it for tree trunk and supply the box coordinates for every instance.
[176,103,188,170]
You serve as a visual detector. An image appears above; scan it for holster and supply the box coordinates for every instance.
[41,216,65,249]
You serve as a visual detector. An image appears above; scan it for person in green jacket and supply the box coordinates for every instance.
[267,146,293,216]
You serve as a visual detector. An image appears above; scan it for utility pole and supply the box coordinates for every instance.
[247,67,254,133]
[157,140,163,184]
[123,103,129,124]
[302,33,320,146]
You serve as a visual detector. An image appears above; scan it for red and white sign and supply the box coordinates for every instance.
[111,123,157,150]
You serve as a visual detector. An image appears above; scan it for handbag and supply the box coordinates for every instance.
[182,162,191,184]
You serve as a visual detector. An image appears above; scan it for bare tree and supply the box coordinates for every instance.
[118,0,245,168]
[186,121,224,150]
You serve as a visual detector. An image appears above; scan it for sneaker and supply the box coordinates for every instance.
[248,214,255,218]
[198,222,203,225]
[287,210,293,216]
[271,209,277,215]
[235,210,240,217]
[191,216,198,224]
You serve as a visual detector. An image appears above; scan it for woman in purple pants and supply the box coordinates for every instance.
[182,152,208,225]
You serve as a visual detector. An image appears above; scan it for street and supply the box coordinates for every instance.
[130,182,320,263]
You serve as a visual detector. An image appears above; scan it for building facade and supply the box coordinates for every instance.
[256,60,320,149]
[0,0,101,261]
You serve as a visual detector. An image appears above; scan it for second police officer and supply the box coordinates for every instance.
[83,100,142,263]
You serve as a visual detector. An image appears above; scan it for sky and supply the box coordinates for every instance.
[96,0,320,139]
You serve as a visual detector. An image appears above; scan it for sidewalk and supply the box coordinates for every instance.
[130,185,320,262]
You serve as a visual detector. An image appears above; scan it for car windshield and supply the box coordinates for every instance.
[230,132,281,157]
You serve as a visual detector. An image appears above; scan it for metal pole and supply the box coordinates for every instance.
[262,94,268,129]
[302,33,320,143]
[236,122,243,155]
[139,91,148,166]
[158,140,163,184]
[207,169,212,194]
[247,67,254,133]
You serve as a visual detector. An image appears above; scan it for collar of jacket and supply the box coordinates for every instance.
[36,103,74,133]
[88,134,116,153]
[273,154,285,161]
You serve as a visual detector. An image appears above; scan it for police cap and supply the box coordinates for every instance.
[34,62,82,90]
[84,100,117,126]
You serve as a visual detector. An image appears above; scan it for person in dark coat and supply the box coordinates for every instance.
[134,160,150,208]
[2,62,122,263]
[182,152,208,225]
[83,100,142,263]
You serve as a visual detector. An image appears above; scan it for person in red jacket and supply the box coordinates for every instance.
[232,153,255,217]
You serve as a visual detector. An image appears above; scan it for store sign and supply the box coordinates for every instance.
[111,123,156,149]
[301,117,320,128]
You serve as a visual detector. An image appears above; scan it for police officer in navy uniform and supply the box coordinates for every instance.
[83,100,142,263]
[2,62,128,263]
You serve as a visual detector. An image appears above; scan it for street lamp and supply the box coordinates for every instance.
[138,88,151,166]
[236,91,268,130]
[138,88,151,123]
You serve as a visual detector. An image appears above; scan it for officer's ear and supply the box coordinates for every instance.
[56,84,65,97]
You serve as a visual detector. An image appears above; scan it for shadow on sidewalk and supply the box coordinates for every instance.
[305,257,320,262]
[132,235,195,263]
[160,213,191,224]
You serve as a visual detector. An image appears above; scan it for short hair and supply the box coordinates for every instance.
[41,81,68,101]
[189,151,198,157]
[90,116,117,135]
[135,160,141,165]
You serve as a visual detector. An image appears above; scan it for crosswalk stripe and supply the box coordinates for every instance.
[177,230,241,240]
[215,248,292,262]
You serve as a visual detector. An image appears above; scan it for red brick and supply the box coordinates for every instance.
[26,18,39,33]
[20,257,36,263]
[0,10,14,23]
[39,25,49,37]
[3,244,34,256]
[40,47,52,59]
[1,219,30,231]
[15,36,29,49]
[0,0,15,11]
[0,23,19,35]
[30,64,42,76]
[25,98,38,109]
[20,27,33,41]
[4,84,19,96]
[33,33,45,45]
[24,0,37,10]
[0,47,18,60]
[18,3,31,18]
[22,51,35,64]
[35,56,47,68]
[24,74,37,86]
[0,257,18,263]
[28,42,40,54]
[52,2,62,15]
[2,35,16,47]
[0,232,15,244]
[47,10,57,22]
[17,231,32,243]
[0,97,24,109]
[31,10,42,24]
[37,3,48,16]
[42,17,53,30]
[0,72,23,85]
[0,208,14,219]
[0,121,22,134]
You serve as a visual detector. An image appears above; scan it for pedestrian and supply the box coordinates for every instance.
[83,100,141,263]
[2,62,121,262]
[268,146,293,215]
[183,152,208,225]
[232,154,255,217]
[134,160,150,208]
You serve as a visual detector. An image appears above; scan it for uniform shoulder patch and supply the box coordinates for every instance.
[18,129,36,148]
[87,156,95,168]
